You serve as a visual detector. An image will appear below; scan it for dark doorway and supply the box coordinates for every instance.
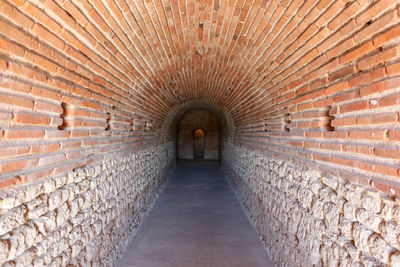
[193,129,205,159]
[177,109,220,160]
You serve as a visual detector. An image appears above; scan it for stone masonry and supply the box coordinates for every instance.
[224,143,400,266]
[0,143,175,266]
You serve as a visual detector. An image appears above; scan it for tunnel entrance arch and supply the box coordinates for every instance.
[162,100,235,162]
[177,109,219,160]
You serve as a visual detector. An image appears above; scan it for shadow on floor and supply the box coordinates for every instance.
[117,160,274,267]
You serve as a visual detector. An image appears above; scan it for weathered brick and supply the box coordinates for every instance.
[354,10,399,43]
[358,46,400,71]
[1,158,39,173]
[374,147,400,159]
[348,130,385,140]
[387,129,400,141]
[340,41,374,64]
[4,130,45,139]
[0,94,33,109]
[13,114,51,125]
[0,38,25,57]
[348,67,386,88]
[34,101,63,114]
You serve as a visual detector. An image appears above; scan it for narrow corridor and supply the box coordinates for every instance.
[117,160,274,267]
[1,1,399,265]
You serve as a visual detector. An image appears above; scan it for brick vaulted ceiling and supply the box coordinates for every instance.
[2,0,398,129]
[1,0,400,189]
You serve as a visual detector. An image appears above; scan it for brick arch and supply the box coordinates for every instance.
[177,109,219,160]
[163,100,235,146]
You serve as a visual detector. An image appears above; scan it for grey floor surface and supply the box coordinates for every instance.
[117,160,274,267]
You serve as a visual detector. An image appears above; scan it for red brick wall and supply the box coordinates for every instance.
[231,1,400,195]
[0,0,169,189]
[177,109,219,160]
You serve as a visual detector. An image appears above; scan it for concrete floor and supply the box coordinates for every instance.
[117,160,274,267]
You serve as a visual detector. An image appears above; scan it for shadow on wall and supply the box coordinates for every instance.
[177,110,219,160]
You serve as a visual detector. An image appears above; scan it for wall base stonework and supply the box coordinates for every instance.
[0,143,175,266]
[223,143,400,267]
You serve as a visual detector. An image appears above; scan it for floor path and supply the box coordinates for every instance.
[117,160,274,267]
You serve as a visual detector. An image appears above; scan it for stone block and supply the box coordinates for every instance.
[55,203,70,227]
[0,206,27,236]
[339,217,354,240]
[367,233,393,264]
[390,252,400,266]
[343,202,358,222]
[22,183,45,204]
[0,189,25,210]
[361,190,383,214]
[322,175,339,191]
[0,239,10,265]
[14,248,36,267]
[381,220,400,250]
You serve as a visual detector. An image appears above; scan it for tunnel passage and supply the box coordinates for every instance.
[117,160,274,266]
[1,0,400,266]
[177,109,220,160]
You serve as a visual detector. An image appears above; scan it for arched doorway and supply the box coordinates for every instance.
[193,129,205,159]
[177,109,220,160]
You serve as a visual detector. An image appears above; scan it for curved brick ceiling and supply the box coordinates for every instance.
[1,0,400,184]
[76,0,287,123]
[2,0,399,130]
[3,0,381,128]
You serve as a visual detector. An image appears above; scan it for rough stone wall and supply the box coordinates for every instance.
[224,143,400,267]
[0,142,175,266]
[177,109,219,160]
